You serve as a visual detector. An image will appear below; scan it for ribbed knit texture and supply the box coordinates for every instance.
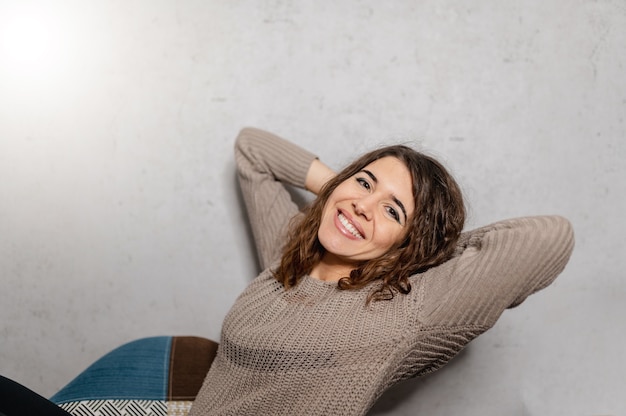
[189,128,575,416]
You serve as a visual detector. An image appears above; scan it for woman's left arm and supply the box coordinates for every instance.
[428,215,575,327]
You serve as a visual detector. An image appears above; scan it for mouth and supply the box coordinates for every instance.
[337,211,365,240]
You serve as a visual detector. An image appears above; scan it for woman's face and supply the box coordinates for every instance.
[318,156,415,266]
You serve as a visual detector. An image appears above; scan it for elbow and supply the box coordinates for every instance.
[234,127,275,158]
[234,127,258,151]
[534,215,575,289]
[550,215,575,260]
[508,216,574,308]
[535,215,575,274]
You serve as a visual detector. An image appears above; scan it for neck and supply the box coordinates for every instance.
[309,253,357,282]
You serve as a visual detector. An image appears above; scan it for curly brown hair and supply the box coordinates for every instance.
[273,145,465,302]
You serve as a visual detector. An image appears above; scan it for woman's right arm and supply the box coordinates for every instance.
[235,127,322,270]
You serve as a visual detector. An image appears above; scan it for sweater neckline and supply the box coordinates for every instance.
[292,275,351,297]
[302,274,339,288]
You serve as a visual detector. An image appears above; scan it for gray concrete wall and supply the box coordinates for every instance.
[0,1,624,414]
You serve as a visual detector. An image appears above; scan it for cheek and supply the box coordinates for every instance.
[376,224,405,250]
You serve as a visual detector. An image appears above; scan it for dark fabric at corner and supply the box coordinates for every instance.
[0,375,71,416]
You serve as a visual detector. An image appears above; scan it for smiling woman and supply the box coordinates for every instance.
[0,126,575,415]
[187,127,574,416]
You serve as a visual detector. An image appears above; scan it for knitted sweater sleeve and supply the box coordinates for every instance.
[234,127,318,270]
[424,215,575,327]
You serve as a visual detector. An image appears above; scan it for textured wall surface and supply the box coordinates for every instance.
[1,1,624,414]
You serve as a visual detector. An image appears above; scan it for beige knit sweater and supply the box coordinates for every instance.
[189,128,574,416]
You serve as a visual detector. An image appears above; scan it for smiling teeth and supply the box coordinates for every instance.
[338,213,364,239]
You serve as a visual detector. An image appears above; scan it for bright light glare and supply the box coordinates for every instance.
[0,5,74,86]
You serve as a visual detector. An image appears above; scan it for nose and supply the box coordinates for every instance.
[352,196,374,221]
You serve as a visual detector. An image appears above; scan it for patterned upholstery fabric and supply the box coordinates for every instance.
[50,336,218,416]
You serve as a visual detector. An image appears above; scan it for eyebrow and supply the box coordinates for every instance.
[361,169,408,223]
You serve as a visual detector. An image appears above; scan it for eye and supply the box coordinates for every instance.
[386,206,401,223]
[356,177,371,191]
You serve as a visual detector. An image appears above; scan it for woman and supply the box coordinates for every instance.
[188,128,574,415]
[0,127,573,415]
